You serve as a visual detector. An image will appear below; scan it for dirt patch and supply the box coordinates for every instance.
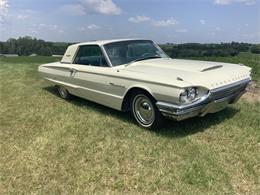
[242,81,260,103]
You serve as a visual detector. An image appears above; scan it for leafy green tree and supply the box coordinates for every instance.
[250,45,260,54]
[40,46,52,56]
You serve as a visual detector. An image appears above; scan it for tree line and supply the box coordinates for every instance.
[160,42,260,58]
[0,36,259,57]
[0,36,72,56]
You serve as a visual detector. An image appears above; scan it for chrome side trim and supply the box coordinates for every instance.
[109,82,126,88]
[69,69,183,89]
[40,65,72,71]
[60,62,71,64]
[44,77,123,100]
[43,63,182,89]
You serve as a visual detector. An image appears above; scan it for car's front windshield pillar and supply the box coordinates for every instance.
[100,45,113,67]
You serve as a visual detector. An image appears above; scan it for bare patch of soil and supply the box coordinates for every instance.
[242,81,260,103]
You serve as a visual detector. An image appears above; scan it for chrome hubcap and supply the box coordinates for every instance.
[133,95,155,125]
[59,87,67,98]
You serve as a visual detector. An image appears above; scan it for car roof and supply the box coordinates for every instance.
[61,39,152,64]
[73,38,151,47]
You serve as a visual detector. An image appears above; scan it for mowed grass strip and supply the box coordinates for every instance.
[0,56,259,194]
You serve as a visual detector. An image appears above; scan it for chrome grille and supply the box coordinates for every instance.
[209,79,250,100]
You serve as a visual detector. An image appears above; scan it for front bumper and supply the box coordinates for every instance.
[156,78,251,121]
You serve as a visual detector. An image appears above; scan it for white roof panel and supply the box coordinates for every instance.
[75,38,147,46]
[61,39,151,64]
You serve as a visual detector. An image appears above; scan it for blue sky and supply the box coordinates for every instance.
[0,0,259,43]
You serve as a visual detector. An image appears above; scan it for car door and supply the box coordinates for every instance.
[69,45,123,109]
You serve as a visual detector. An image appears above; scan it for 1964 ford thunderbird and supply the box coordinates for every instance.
[39,39,252,128]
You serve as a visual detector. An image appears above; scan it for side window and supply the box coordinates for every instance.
[74,45,108,67]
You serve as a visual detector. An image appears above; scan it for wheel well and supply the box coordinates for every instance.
[121,87,156,112]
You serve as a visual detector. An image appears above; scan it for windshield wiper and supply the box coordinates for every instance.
[125,56,162,67]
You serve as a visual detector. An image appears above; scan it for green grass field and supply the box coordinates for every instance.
[0,54,259,194]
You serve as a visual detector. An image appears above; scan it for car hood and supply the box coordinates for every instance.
[122,58,251,89]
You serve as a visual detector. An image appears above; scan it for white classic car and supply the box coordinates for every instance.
[39,39,251,128]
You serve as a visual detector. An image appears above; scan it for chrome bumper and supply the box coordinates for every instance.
[156,79,251,121]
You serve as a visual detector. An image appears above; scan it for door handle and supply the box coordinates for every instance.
[69,68,77,77]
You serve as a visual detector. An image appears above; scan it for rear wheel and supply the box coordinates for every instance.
[57,86,71,99]
[130,92,163,129]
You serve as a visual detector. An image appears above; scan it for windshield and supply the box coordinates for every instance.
[103,40,169,66]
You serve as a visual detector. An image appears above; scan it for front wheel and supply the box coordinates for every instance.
[130,92,163,129]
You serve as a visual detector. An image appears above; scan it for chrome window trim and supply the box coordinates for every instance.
[102,40,169,66]
[100,45,113,67]
[72,44,111,67]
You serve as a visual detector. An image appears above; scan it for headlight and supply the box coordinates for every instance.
[179,87,210,104]
[179,87,197,103]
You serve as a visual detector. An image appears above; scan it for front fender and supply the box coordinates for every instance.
[123,83,183,107]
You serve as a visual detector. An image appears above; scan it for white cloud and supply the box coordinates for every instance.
[175,29,188,33]
[79,24,101,34]
[209,27,222,37]
[28,28,39,35]
[128,15,179,27]
[81,0,121,15]
[38,23,64,33]
[0,0,8,10]
[128,15,151,23]
[60,0,121,16]
[152,18,179,27]
[214,0,256,5]
[17,14,28,20]
[0,0,9,22]
[87,24,101,30]
[10,9,37,23]
[200,19,206,25]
